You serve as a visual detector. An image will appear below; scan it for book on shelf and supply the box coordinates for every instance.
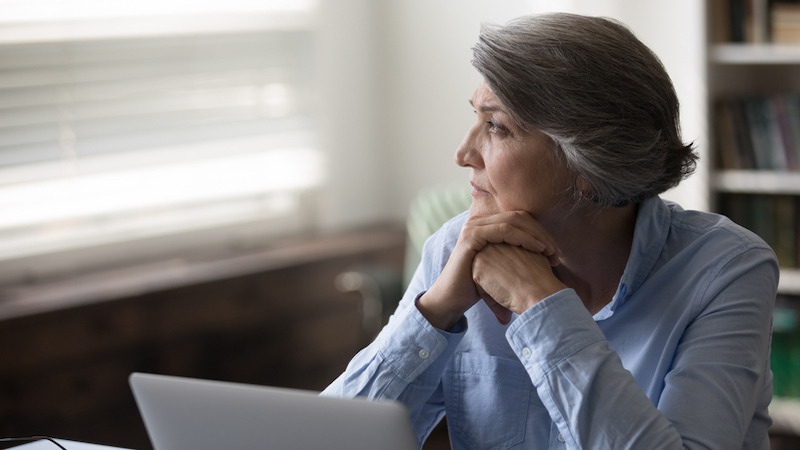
[743,98,782,169]
[775,194,798,267]
[714,101,743,169]
[711,0,733,43]
[773,1,800,44]
[774,95,799,171]
[721,0,769,43]
[773,295,800,398]
[712,0,800,44]
[714,94,800,171]
[719,193,798,268]
[731,100,756,169]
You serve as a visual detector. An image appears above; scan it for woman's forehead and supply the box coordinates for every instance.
[469,82,507,114]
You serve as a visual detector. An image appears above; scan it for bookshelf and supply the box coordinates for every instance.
[708,0,800,438]
[709,20,800,295]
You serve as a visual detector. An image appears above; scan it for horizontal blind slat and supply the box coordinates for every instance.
[0,31,312,69]
[0,29,315,169]
[0,50,304,89]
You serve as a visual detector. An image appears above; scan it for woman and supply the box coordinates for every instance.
[323,13,777,449]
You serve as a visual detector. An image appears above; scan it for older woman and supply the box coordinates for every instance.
[323,12,777,450]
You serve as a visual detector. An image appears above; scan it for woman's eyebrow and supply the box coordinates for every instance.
[468,99,504,113]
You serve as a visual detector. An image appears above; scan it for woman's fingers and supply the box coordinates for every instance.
[463,211,561,262]
[418,210,559,330]
[468,211,561,255]
[473,243,568,315]
[547,254,561,267]
[478,285,513,325]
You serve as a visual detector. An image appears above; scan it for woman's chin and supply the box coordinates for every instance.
[469,202,500,217]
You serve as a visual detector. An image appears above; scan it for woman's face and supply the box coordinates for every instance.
[456,81,571,220]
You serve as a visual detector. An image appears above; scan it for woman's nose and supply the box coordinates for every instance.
[455,126,481,168]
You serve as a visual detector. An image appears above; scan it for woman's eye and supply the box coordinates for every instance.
[487,121,506,135]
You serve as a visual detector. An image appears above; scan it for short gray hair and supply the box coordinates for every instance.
[472,13,697,207]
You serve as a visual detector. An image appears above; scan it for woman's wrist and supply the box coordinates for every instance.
[514,279,568,313]
[416,289,467,332]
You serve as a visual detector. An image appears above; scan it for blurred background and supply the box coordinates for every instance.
[0,0,708,285]
[1,0,799,449]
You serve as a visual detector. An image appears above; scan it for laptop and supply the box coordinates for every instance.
[129,373,419,450]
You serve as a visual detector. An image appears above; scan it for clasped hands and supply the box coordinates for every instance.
[417,211,568,331]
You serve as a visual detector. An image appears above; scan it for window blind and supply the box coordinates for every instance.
[0,30,316,176]
[0,9,323,268]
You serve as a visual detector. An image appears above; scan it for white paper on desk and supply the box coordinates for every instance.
[5,439,132,450]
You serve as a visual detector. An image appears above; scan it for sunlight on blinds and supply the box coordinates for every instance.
[0,147,324,260]
[0,1,323,266]
[0,148,324,228]
[0,1,318,44]
[0,0,316,21]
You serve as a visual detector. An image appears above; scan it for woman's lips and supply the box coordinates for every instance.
[470,182,490,195]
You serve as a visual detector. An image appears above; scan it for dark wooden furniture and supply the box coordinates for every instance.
[0,226,406,450]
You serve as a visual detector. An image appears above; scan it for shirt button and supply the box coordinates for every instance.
[418,349,430,359]
[557,433,565,443]
[521,347,532,358]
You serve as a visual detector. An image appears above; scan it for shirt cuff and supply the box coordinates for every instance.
[411,290,468,336]
[373,291,467,384]
[505,288,606,382]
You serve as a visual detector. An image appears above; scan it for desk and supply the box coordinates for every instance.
[7,439,131,450]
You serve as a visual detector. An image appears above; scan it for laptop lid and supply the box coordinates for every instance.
[129,372,419,450]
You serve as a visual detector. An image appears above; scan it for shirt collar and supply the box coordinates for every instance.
[592,196,670,321]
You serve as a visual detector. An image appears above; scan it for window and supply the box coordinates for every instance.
[0,1,323,282]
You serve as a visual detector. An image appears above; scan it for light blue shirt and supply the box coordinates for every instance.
[322,197,778,449]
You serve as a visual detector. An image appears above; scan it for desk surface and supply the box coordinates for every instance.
[7,439,132,450]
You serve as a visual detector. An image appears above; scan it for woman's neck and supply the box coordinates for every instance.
[544,203,639,315]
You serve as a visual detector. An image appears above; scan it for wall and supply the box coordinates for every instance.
[317,0,389,230]
[608,0,708,212]
[317,0,709,232]
[379,0,534,222]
